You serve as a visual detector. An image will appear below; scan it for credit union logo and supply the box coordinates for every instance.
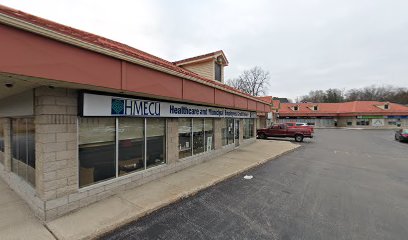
[111,98,125,115]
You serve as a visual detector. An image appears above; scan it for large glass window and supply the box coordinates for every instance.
[204,119,214,151]
[0,119,4,165]
[193,118,205,155]
[243,119,255,139]
[178,118,192,159]
[79,117,168,188]
[356,120,370,126]
[79,118,116,188]
[226,118,235,145]
[118,118,144,176]
[146,118,166,168]
[11,118,35,186]
[221,118,235,146]
[221,119,227,146]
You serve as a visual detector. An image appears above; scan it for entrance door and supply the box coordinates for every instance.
[234,119,240,147]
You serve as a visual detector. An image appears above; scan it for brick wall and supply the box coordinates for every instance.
[1,118,11,171]
[166,118,179,164]
[214,119,222,150]
[34,87,79,215]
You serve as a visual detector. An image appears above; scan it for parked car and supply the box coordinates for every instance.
[395,129,408,142]
[285,122,314,133]
[295,122,308,127]
[257,123,313,142]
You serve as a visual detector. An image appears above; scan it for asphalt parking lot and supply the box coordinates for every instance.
[101,129,408,240]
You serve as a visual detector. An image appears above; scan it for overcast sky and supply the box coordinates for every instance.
[1,0,408,99]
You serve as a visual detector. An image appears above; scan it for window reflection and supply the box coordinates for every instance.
[204,119,214,151]
[193,119,205,155]
[146,118,166,168]
[178,118,192,159]
[243,119,255,139]
[11,118,35,186]
[226,118,234,145]
[79,118,116,187]
[118,118,144,176]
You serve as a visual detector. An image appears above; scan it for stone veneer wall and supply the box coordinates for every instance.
[0,87,257,221]
[0,106,45,220]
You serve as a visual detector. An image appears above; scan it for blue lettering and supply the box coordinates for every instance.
[155,103,160,115]
[143,102,148,115]
[135,101,143,115]
[149,102,154,115]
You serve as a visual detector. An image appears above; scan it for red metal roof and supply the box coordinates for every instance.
[279,101,408,117]
[256,96,273,103]
[0,4,262,103]
[255,96,281,110]
[272,100,281,109]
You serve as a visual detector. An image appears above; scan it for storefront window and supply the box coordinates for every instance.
[243,119,255,139]
[226,118,235,145]
[146,118,166,168]
[221,118,234,146]
[204,119,214,151]
[193,118,205,155]
[0,119,4,165]
[79,118,116,187]
[11,118,35,186]
[356,120,370,126]
[118,118,144,176]
[221,119,227,146]
[179,118,192,159]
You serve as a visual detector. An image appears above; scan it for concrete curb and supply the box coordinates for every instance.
[315,127,400,130]
[89,144,302,240]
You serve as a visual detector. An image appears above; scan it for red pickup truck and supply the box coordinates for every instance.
[257,123,313,142]
[284,122,314,133]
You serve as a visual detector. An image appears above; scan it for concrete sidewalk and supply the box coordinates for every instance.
[0,140,299,240]
[0,179,55,240]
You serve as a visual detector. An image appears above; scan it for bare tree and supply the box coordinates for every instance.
[299,85,408,104]
[227,66,270,96]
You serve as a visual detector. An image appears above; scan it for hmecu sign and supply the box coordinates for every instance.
[82,93,256,119]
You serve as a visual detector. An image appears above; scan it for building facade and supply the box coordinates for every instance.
[0,5,269,221]
[278,101,408,128]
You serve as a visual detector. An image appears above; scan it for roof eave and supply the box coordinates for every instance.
[0,12,266,105]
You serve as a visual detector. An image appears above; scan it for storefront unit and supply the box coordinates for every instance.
[0,5,269,220]
[0,87,258,221]
[278,102,408,128]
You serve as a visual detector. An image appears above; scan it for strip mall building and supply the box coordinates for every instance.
[278,101,408,128]
[0,5,271,220]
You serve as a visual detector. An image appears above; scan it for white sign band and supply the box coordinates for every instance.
[82,93,257,119]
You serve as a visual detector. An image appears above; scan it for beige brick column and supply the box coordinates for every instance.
[214,119,222,150]
[166,118,179,164]
[2,118,11,172]
[35,87,78,201]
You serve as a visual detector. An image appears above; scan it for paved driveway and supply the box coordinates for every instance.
[102,129,408,240]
